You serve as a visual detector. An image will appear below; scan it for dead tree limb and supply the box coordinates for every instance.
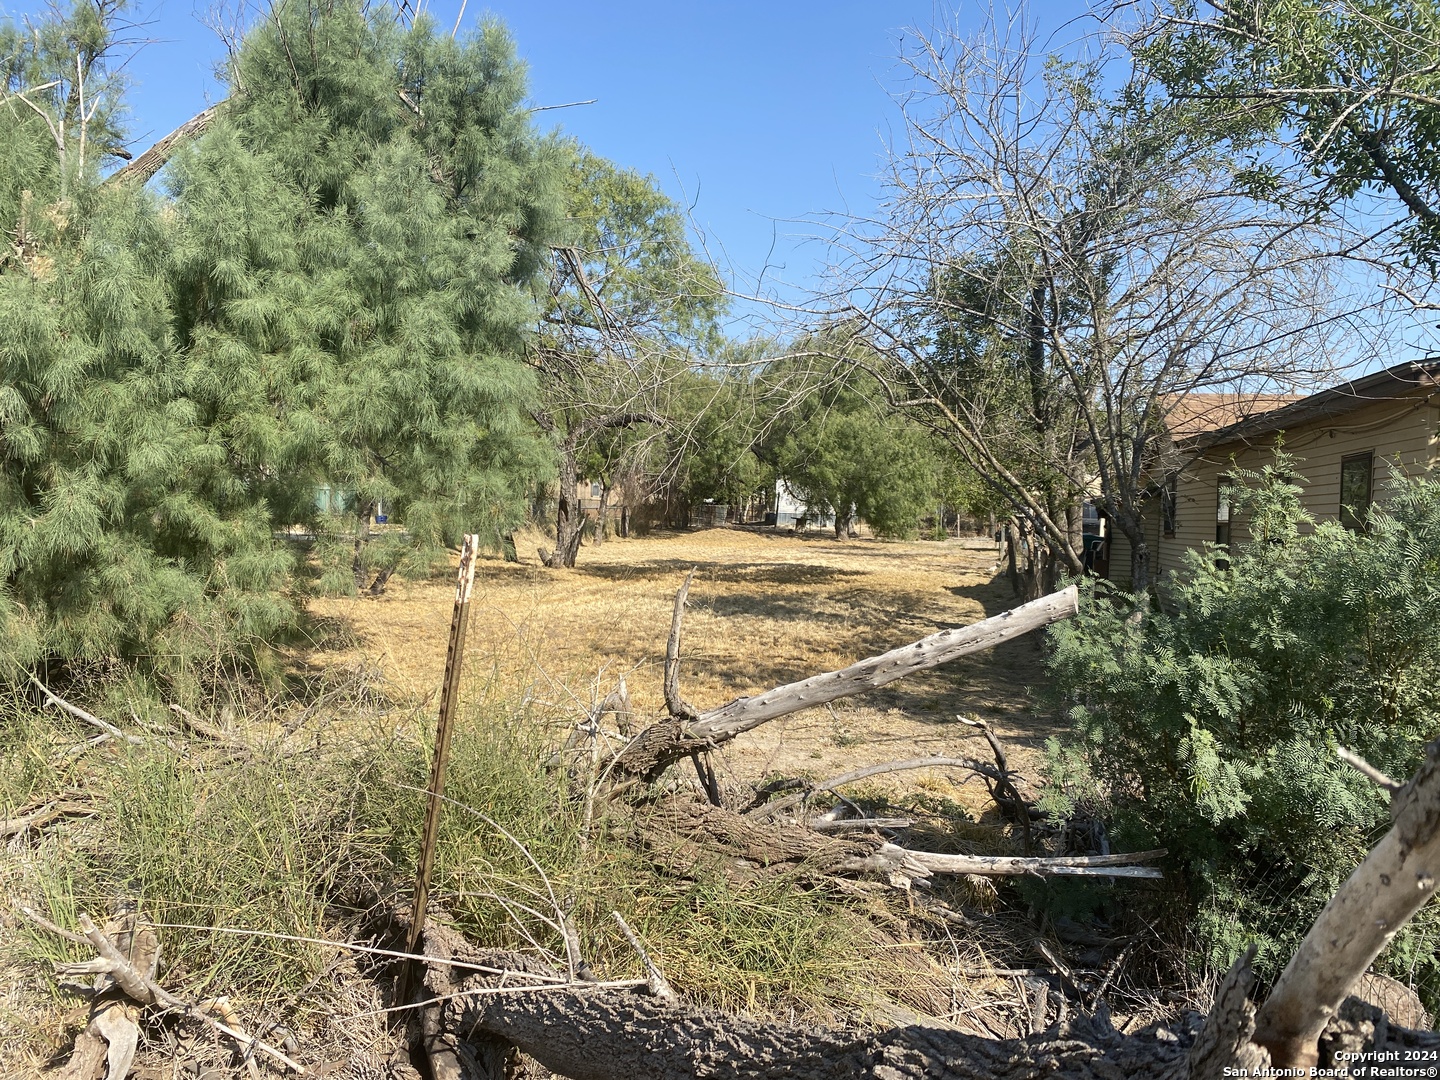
[21,909,309,1075]
[615,586,1079,785]
[842,843,1166,881]
[959,716,1033,853]
[750,757,999,820]
[417,928,1440,1080]
[663,569,699,722]
[105,105,220,186]
[1254,737,1440,1068]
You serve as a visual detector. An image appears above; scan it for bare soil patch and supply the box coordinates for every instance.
[303,527,1061,810]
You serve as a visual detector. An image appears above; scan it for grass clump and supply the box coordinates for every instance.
[2,681,894,1058]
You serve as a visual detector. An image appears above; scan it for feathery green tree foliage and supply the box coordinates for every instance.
[1,0,562,683]
[767,368,942,540]
[1043,457,1440,1004]
[1139,0,1440,266]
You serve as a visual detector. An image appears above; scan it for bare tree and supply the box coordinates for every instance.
[817,12,1377,593]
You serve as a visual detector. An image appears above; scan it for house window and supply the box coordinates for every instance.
[1215,476,1232,550]
[590,482,604,499]
[1162,476,1178,538]
[1339,452,1373,533]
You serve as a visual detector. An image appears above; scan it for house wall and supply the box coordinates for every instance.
[1151,395,1440,582]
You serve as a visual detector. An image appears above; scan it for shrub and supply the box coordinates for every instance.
[1042,457,1440,1003]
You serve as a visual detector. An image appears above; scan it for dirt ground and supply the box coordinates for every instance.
[304,527,1065,810]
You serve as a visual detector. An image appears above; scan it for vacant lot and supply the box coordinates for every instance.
[306,527,1060,807]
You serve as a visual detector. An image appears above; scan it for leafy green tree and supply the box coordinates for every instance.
[1139,0,1440,265]
[0,2,290,680]
[1042,457,1440,1001]
[768,370,940,540]
[664,370,773,513]
[1,0,563,684]
[169,1,562,593]
[533,147,723,566]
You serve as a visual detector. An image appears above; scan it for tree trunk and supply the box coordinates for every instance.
[594,481,612,546]
[419,931,1440,1080]
[1114,512,1150,594]
[1254,739,1440,1067]
[542,439,584,568]
[352,499,375,590]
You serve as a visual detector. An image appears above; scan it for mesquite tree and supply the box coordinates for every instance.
[1138,0,1440,276]
[827,15,1365,593]
[534,149,723,567]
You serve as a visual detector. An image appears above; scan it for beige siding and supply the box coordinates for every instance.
[1106,505,1165,588]
[1170,397,1438,578]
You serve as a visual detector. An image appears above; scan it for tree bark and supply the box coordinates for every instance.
[614,587,1079,785]
[418,930,1440,1080]
[595,481,612,545]
[1254,738,1440,1068]
[541,437,584,568]
[1111,509,1151,594]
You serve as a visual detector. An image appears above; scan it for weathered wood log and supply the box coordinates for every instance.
[840,843,1166,880]
[416,926,1440,1080]
[615,586,1080,785]
[1254,736,1440,1068]
[663,569,699,722]
[640,800,1163,886]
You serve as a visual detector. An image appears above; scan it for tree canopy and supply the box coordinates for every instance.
[1,0,563,682]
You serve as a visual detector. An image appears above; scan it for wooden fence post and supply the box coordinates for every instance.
[398,534,480,1001]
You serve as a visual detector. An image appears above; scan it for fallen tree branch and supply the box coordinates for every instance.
[841,843,1166,880]
[22,908,309,1075]
[1254,736,1440,1068]
[611,912,674,1000]
[416,926,1440,1080]
[615,585,1079,785]
[959,716,1033,853]
[751,757,999,820]
[29,677,142,745]
[0,798,91,839]
[809,816,915,832]
[663,570,699,722]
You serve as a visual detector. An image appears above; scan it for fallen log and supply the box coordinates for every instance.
[416,926,1440,1080]
[841,843,1166,881]
[614,586,1079,785]
[640,801,1163,885]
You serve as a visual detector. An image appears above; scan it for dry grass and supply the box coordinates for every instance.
[0,528,1072,1076]
[302,527,1059,811]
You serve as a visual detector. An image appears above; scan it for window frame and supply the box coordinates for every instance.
[1339,452,1374,533]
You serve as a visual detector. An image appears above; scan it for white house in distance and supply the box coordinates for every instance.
[774,481,836,531]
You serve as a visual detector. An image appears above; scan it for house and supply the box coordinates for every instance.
[1107,359,1440,586]
[773,481,835,531]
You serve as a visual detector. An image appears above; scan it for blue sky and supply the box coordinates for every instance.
[5,0,1016,311]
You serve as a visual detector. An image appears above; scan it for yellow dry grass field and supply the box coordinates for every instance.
[303,527,1062,809]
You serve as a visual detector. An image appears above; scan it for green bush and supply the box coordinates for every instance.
[1042,457,1440,1002]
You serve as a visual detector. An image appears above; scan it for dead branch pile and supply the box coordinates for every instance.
[21,580,1440,1079]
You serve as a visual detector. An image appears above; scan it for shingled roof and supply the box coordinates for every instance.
[1178,359,1440,453]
